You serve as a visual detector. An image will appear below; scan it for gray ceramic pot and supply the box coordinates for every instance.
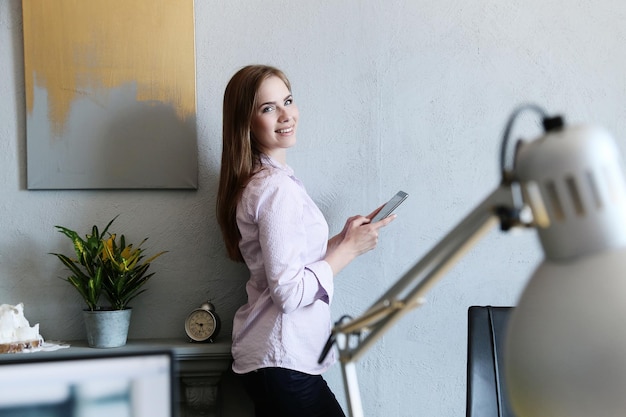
[83,308,132,348]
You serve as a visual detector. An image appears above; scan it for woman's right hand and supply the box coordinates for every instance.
[325,213,395,276]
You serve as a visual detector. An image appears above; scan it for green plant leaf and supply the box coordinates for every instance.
[52,215,164,311]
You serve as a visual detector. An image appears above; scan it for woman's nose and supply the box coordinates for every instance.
[278,107,291,122]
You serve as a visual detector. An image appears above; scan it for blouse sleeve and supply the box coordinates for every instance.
[255,176,333,314]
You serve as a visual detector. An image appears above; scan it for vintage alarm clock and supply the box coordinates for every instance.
[184,301,221,343]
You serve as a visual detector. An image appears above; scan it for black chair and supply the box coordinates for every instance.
[466,306,516,417]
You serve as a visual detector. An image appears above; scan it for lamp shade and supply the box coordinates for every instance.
[506,250,626,417]
[505,123,626,417]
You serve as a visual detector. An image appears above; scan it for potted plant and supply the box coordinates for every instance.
[51,216,166,348]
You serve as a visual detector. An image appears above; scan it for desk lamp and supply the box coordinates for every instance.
[319,104,626,417]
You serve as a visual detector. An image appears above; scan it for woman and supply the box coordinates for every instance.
[216,65,394,417]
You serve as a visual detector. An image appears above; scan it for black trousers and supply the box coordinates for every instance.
[240,367,346,417]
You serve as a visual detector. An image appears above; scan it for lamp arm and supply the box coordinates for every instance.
[333,184,517,361]
[327,183,520,417]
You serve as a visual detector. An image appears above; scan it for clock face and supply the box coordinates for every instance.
[185,309,217,342]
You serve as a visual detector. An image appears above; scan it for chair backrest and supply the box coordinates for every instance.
[466,306,516,417]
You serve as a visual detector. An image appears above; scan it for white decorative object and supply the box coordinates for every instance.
[0,303,43,353]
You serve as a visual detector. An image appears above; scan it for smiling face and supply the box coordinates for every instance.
[251,75,299,162]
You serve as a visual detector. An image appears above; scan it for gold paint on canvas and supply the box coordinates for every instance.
[22,0,195,137]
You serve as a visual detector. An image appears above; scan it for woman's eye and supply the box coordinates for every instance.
[262,106,275,113]
[285,98,293,106]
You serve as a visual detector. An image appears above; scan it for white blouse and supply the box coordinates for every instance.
[231,154,336,375]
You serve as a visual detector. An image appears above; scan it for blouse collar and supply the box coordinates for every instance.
[259,153,294,177]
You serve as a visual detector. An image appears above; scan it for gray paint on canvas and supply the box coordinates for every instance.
[26,82,197,190]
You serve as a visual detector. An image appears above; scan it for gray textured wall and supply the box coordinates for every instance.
[2,1,626,416]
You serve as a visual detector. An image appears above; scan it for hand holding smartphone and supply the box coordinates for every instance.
[371,191,408,222]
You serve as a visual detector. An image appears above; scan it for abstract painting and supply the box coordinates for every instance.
[22,0,197,189]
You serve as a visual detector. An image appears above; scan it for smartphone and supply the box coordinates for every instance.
[371,191,408,222]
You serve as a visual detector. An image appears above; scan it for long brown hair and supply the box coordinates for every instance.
[216,65,292,262]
